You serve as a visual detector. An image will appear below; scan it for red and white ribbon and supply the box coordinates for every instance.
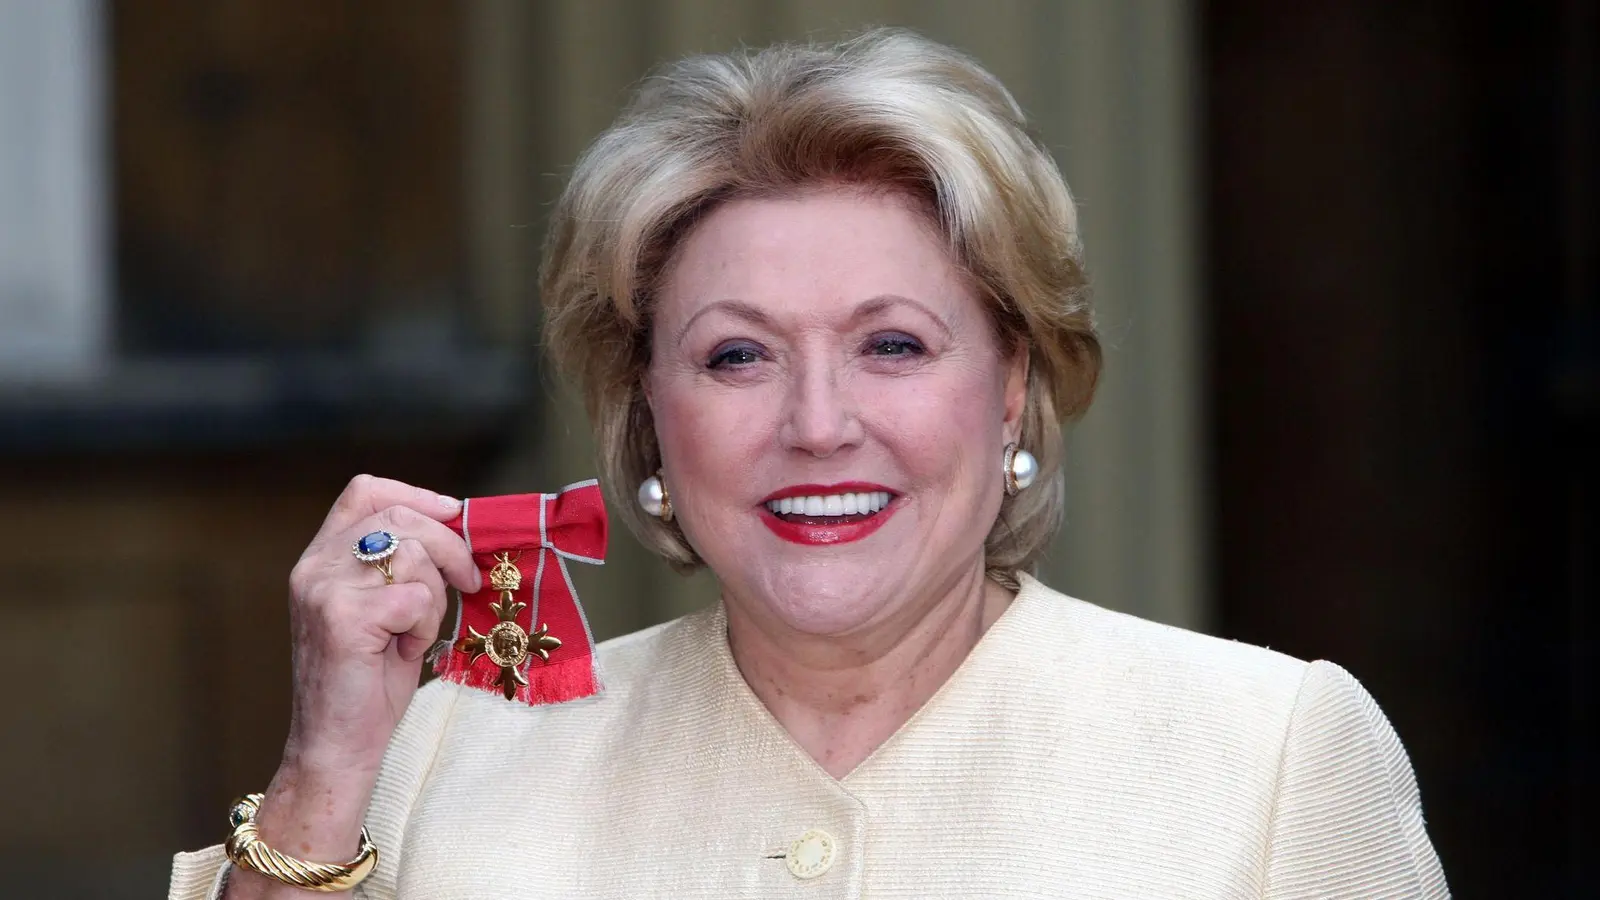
[436,480,608,705]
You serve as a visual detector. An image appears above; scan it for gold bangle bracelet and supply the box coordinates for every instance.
[224,793,379,892]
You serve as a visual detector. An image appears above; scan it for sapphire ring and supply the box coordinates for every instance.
[352,530,400,585]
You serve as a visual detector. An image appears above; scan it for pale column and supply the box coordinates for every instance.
[775,0,903,34]
[1031,1,1205,630]
[0,0,108,381]
[657,0,774,53]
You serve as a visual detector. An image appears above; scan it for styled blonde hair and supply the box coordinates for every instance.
[541,28,1100,587]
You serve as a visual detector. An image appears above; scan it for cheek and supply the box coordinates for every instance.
[868,365,1010,486]
[649,376,773,501]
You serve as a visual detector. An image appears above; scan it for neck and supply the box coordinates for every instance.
[724,566,1014,779]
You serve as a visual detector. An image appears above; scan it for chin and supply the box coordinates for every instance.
[753,564,897,636]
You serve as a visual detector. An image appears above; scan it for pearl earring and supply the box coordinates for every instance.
[637,470,673,521]
[1003,443,1037,496]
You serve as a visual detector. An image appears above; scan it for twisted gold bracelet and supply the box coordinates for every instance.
[224,793,378,892]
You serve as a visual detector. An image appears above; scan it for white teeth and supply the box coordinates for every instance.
[764,490,896,517]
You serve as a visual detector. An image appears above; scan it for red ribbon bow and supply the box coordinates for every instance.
[435,480,608,705]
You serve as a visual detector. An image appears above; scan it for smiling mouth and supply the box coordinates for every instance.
[763,490,893,524]
[757,485,899,545]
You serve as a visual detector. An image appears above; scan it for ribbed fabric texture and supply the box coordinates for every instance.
[171,575,1448,898]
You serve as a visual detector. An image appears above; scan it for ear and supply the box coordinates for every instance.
[1001,342,1029,443]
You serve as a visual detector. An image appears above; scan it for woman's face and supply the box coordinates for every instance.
[647,187,1027,637]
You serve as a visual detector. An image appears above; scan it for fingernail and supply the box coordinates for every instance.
[440,495,462,511]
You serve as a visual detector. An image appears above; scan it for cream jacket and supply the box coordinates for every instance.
[171,575,1449,898]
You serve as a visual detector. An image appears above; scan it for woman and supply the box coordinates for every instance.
[172,29,1448,899]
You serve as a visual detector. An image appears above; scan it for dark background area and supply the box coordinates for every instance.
[1206,1,1594,895]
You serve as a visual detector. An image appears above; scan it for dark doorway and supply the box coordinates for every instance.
[1203,1,1594,896]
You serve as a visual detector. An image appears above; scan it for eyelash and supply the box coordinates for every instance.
[866,334,926,357]
[704,334,927,369]
[707,344,765,369]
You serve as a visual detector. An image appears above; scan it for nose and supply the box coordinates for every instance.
[779,354,863,458]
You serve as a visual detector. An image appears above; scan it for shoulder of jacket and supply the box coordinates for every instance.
[1014,574,1312,714]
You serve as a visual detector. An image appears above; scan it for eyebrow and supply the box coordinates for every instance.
[673,294,955,347]
[855,294,956,341]
[673,300,775,348]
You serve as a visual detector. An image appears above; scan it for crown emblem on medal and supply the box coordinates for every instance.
[454,551,562,700]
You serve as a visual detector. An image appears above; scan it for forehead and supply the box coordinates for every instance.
[657,187,978,325]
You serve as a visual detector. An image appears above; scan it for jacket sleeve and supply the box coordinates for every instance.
[1262,660,1450,899]
[168,679,463,900]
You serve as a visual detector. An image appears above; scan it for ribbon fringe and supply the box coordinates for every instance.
[433,656,602,706]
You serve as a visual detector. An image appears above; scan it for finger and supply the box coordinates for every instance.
[359,582,444,662]
[384,539,449,629]
[317,474,463,544]
[362,506,481,594]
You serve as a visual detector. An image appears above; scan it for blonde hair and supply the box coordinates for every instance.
[541,28,1100,587]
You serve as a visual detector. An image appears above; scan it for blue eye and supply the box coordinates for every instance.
[867,334,925,357]
[708,344,763,369]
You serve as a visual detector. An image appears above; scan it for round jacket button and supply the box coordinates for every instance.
[786,829,836,879]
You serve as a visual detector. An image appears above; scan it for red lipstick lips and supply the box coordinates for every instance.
[758,482,897,546]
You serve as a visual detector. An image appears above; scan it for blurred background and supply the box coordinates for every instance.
[0,0,1591,896]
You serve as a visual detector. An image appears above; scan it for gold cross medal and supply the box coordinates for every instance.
[454,552,562,700]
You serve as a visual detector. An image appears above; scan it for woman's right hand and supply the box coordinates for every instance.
[225,475,480,899]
